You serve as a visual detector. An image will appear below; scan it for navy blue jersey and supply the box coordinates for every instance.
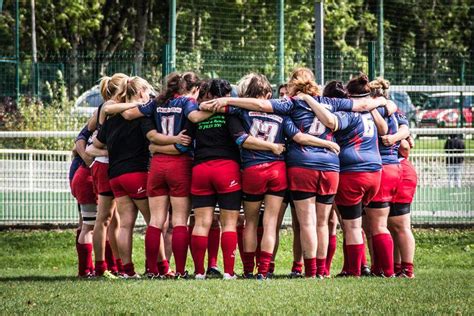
[139,96,199,136]
[377,107,405,165]
[230,107,298,168]
[269,96,352,171]
[69,155,83,182]
[334,111,382,173]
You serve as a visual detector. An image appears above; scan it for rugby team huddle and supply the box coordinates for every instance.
[70,67,417,280]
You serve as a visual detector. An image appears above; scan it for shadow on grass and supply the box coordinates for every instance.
[0,274,301,283]
[0,275,80,282]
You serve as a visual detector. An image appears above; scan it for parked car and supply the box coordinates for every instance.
[417,92,473,128]
[72,85,103,116]
[389,91,418,129]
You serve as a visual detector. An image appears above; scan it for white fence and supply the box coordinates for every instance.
[0,128,473,226]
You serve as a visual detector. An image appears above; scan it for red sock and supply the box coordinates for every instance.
[326,235,337,275]
[346,244,364,276]
[304,257,316,277]
[361,232,368,266]
[115,258,124,274]
[158,260,170,275]
[237,225,244,260]
[269,261,275,274]
[123,262,135,276]
[221,231,237,275]
[145,226,161,275]
[373,233,394,277]
[95,260,107,276]
[188,225,194,247]
[292,260,303,273]
[242,251,255,274]
[207,226,220,269]
[401,262,414,277]
[258,251,273,277]
[191,235,207,275]
[172,226,189,275]
[316,258,326,276]
[77,243,93,276]
[394,262,402,274]
[105,241,117,273]
[342,239,348,272]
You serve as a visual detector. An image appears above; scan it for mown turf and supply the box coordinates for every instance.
[0,229,473,314]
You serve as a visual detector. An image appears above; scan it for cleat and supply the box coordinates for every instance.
[223,273,237,280]
[195,273,206,280]
[160,270,176,279]
[119,273,141,279]
[242,272,255,279]
[175,271,190,280]
[266,272,274,279]
[289,271,303,279]
[206,267,223,279]
[315,274,325,280]
[102,270,119,280]
[361,265,372,277]
[78,272,94,279]
[145,272,160,279]
[256,274,267,281]
[396,270,415,279]
[335,271,350,278]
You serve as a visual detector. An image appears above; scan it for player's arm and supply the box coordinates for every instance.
[398,139,411,158]
[75,139,94,166]
[145,129,191,146]
[292,132,340,154]
[298,93,338,130]
[381,124,410,146]
[187,110,215,123]
[85,138,108,157]
[102,101,141,117]
[149,144,182,155]
[370,108,388,136]
[226,115,284,155]
[200,97,274,113]
[87,109,98,132]
[351,96,388,112]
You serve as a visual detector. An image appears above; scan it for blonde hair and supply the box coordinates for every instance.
[237,73,272,98]
[287,67,321,97]
[369,77,390,98]
[99,73,128,101]
[116,76,152,103]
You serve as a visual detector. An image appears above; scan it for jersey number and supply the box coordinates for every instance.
[308,117,326,136]
[249,119,278,143]
[361,114,375,137]
[161,116,175,135]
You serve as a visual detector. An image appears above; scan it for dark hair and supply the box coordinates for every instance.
[323,80,348,99]
[157,71,201,104]
[208,79,232,98]
[198,80,211,100]
[278,83,287,91]
[346,73,371,97]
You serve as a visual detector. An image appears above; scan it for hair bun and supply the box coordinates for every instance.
[358,74,369,84]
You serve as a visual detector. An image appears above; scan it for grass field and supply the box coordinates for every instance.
[0,229,473,314]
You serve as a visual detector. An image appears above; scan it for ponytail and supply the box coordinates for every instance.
[99,73,128,101]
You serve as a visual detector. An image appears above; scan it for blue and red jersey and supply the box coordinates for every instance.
[230,107,299,168]
[333,111,382,173]
[269,96,353,172]
[139,96,199,136]
[377,108,408,165]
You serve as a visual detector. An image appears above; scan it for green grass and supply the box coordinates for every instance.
[0,229,473,314]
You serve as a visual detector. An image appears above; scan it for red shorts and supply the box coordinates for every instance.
[71,165,96,205]
[371,164,402,203]
[191,159,241,196]
[242,161,287,195]
[91,161,112,195]
[335,171,382,206]
[287,167,339,196]
[393,159,417,204]
[109,172,148,199]
[148,154,192,197]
